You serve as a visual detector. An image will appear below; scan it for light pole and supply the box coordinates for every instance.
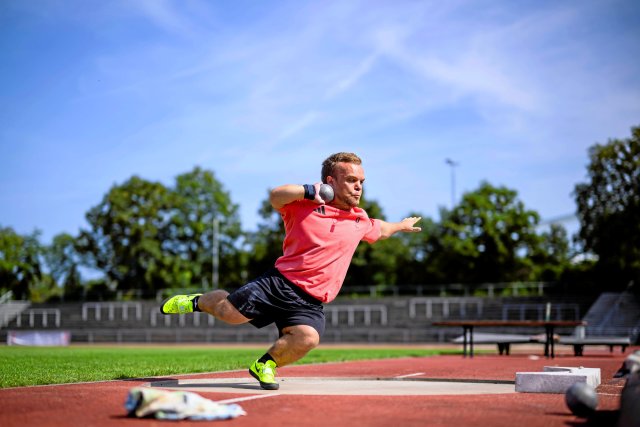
[212,216,219,290]
[445,158,459,209]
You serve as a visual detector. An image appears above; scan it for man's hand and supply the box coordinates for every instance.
[379,216,422,239]
[311,182,327,204]
[399,216,422,232]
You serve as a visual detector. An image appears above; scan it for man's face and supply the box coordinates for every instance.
[326,162,365,210]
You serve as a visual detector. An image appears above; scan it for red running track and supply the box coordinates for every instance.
[0,346,633,427]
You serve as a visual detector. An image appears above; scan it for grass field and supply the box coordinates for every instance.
[0,345,458,388]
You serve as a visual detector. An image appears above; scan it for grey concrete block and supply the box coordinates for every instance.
[543,366,601,385]
[515,367,601,393]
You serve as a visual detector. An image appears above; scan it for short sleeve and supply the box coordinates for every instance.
[362,218,382,243]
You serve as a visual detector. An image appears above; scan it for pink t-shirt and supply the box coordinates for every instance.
[275,200,381,303]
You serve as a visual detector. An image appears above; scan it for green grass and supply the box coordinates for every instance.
[0,345,457,388]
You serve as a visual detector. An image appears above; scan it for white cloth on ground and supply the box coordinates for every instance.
[125,387,246,421]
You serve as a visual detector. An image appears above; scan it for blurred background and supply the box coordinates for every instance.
[1,1,638,346]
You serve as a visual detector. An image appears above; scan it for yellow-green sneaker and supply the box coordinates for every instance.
[249,359,279,390]
[160,294,202,315]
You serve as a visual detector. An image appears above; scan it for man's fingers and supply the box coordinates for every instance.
[401,217,422,232]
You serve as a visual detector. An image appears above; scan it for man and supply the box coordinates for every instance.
[161,152,421,390]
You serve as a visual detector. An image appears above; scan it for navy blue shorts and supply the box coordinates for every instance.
[226,268,325,336]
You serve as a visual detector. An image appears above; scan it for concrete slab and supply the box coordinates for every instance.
[515,366,601,393]
[543,366,601,385]
[148,377,516,396]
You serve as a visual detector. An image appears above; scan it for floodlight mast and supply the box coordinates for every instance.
[445,158,459,209]
[212,216,219,289]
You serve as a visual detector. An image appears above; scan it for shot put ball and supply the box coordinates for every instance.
[319,184,334,202]
[565,382,598,418]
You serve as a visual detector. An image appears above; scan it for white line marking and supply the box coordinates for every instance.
[395,372,425,378]
[217,393,283,404]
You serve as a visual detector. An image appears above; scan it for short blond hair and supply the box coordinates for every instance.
[321,152,362,183]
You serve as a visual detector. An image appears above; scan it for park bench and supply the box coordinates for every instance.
[558,336,631,356]
[452,333,540,355]
[436,320,584,358]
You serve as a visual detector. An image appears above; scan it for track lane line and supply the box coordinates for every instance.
[394,372,425,378]
[217,393,283,404]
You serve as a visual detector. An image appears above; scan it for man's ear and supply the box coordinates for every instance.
[326,176,335,185]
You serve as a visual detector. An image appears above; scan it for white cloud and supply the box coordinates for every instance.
[325,53,380,100]
[277,111,321,141]
[131,0,200,38]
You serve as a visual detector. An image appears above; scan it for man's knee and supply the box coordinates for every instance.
[285,325,320,350]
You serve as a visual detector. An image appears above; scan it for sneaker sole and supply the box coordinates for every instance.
[249,368,279,390]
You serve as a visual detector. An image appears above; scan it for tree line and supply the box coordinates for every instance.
[1,126,638,301]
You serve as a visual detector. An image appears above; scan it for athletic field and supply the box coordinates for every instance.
[0,343,632,426]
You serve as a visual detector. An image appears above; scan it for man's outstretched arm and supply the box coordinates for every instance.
[378,217,422,240]
[270,183,325,210]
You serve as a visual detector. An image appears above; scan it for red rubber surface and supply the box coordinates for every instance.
[0,346,632,427]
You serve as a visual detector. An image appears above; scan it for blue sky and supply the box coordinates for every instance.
[1,0,639,244]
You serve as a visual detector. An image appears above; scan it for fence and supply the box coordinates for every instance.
[408,297,484,319]
[325,304,388,326]
[501,303,581,321]
[81,302,142,321]
[149,311,215,327]
[15,309,61,328]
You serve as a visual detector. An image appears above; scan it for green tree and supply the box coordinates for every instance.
[401,213,446,285]
[78,168,244,294]
[77,176,177,293]
[530,224,571,281]
[574,125,640,288]
[45,233,83,299]
[0,226,44,300]
[169,167,244,289]
[425,182,542,284]
[375,211,433,288]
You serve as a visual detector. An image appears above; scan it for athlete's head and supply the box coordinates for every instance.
[321,152,365,209]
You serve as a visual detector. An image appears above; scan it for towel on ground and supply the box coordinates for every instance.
[125,387,246,421]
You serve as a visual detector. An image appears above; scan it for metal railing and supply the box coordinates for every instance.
[501,303,581,321]
[15,309,61,327]
[81,302,142,321]
[325,304,388,326]
[408,297,484,319]
[149,311,215,327]
[341,282,551,298]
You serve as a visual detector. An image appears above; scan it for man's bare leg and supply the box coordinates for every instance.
[188,292,319,389]
[197,290,249,324]
[197,292,319,365]
[266,325,320,366]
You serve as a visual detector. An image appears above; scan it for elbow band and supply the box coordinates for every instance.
[303,184,316,200]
